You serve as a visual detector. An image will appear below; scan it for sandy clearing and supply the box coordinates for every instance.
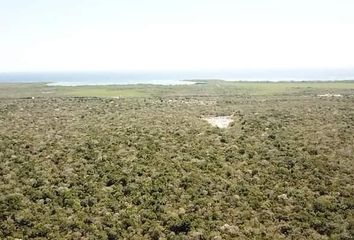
[203,116,233,128]
[317,93,342,97]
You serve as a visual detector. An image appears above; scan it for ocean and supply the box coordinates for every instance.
[0,69,353,86]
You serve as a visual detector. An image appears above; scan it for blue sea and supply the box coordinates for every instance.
[0,69,353,86]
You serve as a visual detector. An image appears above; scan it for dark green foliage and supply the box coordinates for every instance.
[0,91,353,239]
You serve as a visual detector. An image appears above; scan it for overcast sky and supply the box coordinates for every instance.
[0,0,353,72]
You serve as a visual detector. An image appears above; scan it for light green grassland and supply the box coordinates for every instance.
[1,80,354,98]
[67,87,147,97]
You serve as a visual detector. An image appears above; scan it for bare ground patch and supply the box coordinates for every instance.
[203,116,234,128]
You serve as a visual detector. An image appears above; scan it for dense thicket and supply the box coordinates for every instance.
[0,95,353,239]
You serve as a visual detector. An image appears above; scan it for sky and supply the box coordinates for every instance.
[0,0,354,72]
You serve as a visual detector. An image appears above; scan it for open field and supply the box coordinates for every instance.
[1,81,354,239]
[1,80,354,98]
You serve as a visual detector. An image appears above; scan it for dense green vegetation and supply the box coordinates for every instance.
[0,81,354,239]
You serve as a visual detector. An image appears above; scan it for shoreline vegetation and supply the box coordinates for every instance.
[1,80,354,239]
[1,80,354,99]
